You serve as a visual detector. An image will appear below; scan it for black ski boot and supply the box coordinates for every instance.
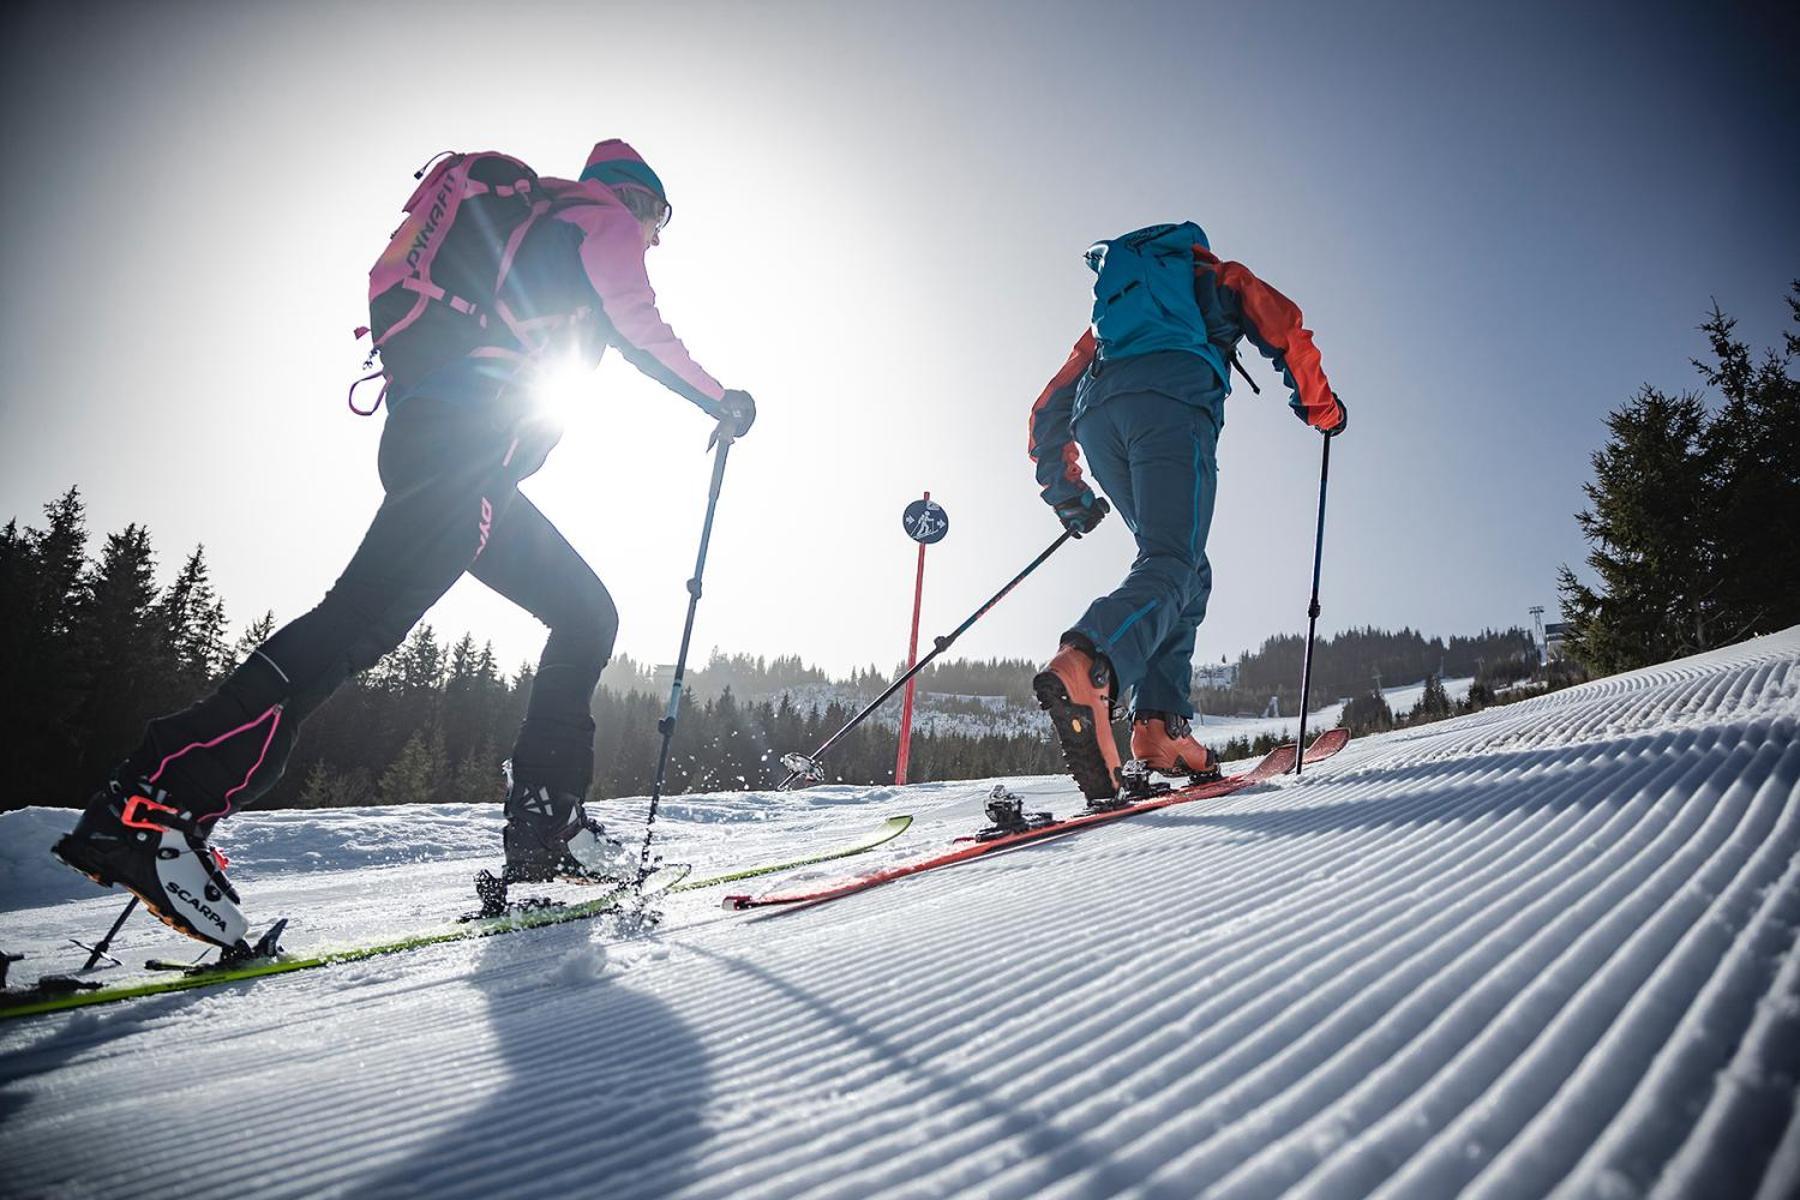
[501,771,636,886]
[52,781,253,951]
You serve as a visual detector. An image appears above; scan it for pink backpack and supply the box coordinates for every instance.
[350,151,555,413]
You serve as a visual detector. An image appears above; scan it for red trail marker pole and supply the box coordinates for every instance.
[895,491,930,784]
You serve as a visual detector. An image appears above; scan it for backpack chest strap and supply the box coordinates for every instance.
[400,275,482,317]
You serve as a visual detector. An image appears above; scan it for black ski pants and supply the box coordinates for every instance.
[122,392,617,821]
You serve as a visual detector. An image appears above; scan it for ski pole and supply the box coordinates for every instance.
[634,427,735,889]
[74,897,138,969]
[1295,433,1332,776]
[778,526,1081,790]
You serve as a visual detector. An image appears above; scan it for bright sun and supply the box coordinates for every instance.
[531,355,591,416]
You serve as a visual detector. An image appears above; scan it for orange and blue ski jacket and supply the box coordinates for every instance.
[1028,242,1342,504]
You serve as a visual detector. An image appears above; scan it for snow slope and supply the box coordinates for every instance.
[2,630,1796,1199]
[1186,675,1476,749]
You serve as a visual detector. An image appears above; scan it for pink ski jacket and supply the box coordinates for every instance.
[537,173,726,412]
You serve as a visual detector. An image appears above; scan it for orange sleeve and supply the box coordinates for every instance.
[1027,330,1097,503]
[1215,260,1340,430]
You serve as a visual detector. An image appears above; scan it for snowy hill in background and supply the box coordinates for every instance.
[772,674,1475,749]
[3,630,1796,1198]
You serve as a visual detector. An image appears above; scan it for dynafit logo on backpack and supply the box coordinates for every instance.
[405,177,457,272]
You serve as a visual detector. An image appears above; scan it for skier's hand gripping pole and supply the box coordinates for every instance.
[775,527,1081,790]
[705,390,756,451]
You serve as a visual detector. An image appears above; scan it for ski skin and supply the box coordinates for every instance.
[724,728,1352,913]
[0,815,916,1020]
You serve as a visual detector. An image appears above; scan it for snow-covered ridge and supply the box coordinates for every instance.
[768,674,1477,750]
[1,629,1796,1199]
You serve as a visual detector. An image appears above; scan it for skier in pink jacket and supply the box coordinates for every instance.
[53,140,755,955]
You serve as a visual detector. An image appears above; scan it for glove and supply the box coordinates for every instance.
[717,389,756,438]
[1321,394,1347,438]
[1053,492,1110,537]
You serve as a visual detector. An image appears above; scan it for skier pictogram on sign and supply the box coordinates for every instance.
[902,499,949,545]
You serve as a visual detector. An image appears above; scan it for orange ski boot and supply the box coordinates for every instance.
[1033,641,1123,802]
[1128,712,1222,784]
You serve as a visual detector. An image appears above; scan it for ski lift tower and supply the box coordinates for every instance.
[1529,606,1548,667]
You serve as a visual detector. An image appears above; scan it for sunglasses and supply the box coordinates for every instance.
[618,184,673,232]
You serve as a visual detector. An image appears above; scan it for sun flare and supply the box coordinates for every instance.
[530,356,591,418]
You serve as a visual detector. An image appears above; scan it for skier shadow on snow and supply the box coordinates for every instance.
[0,985,217,1127]
[358,919,712,1200]
[676,942,1153,1197]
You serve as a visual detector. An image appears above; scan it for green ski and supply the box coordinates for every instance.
[671,814,913,891]
[0,865,691,1021]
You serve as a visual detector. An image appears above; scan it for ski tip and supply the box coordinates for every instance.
[1310,727,1352,753]
[722,894,751,911]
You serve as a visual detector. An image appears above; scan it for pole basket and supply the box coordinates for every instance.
[779,752,824,783]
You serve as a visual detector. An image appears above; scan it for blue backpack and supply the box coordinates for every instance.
[1085,221,1227,385]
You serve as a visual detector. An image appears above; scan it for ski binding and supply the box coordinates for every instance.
[0,953,104,1007]
[465,870,568,922]
[1116,759,1177,802]
[145,918,289,975]
[975,785,1057,841]
[464,858,674,922]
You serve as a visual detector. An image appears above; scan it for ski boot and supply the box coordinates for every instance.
[976,785,1055,841]
[1120,712,1223,799]
[1033,640,1124,803]
[501,773,637,888]
[52,781,254,953]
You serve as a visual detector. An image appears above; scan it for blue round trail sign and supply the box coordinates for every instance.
[902,499,949,545]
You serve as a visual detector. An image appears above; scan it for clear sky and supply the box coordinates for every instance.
[2,0,1795,680]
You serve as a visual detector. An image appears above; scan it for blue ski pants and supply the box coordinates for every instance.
[1069,390,1221,718]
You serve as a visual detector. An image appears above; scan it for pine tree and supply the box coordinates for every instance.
[1342,691,1394,734]
[1694,290,1800,640]
[156,545,228,698]
[1558,387,1714,673]
[230,610,278,667]
[1411,673,1452,722]
[449,746,506,806]
[0,490,95,803]
[296,759,339,809]
[72,524,167,781]
[1561,287,1799,673]
[378,726,449,806]
[389,625,447,695]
